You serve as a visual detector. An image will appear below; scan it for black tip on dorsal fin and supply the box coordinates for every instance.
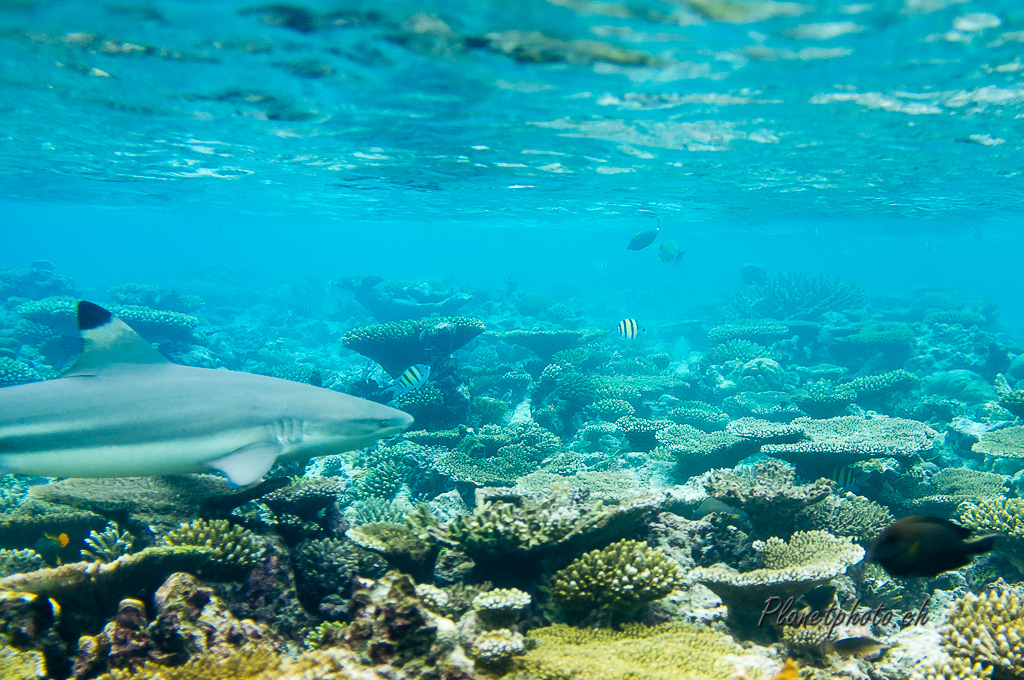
[78,301,113,331]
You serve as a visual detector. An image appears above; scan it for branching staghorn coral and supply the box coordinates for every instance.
[409,488,665,579]
[914,587,1024,680]
[162,519,267,571]
[81,522,135,563]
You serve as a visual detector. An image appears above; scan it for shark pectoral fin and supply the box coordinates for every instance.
[208,443,282,487]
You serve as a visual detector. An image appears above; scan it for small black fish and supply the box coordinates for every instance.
[796,584,837,613]
[868,515,997,578]
[627,228,659,250]
[826,636,888,657]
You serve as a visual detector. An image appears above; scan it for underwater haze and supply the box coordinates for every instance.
[2,0,1024,679]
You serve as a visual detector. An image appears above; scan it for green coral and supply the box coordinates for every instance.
[516,622,744,680]
[654,424,759,481]
[81,522,135,563]
[795,492,894,543]
[550,540,683,623]
[923,587,1024,680]
[162,519,266,570]
[0,548,44,577]
[666,401,729,431]
[0,357,41,386]
[341,316,485,376]
[793,380,855,418]
[0,645,46,680]
[959,498,1024,569]
[500,329,603,360]
[592,398,635,421]
[94,646,386,680]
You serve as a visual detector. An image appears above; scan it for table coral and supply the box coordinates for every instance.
[549,539,683,624]
[500,328,604,360]
[761,415,938,479]
[691,530,864,641]
[655,424,760,481]
[341,316,484,377]
[708,321,791,345]
[472,588,531,629]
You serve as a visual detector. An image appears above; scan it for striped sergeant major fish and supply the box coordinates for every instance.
[617,319,644,339]
[385,364,430,397]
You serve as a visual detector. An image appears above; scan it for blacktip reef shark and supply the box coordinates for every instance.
[0,301,414,486]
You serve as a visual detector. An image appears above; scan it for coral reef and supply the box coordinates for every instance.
[500,329,604,360]
[691,530,864,641]
[761,415,939,478]
[162,519,267,573]
[515,621,748,680]
[411,488,665,582]
[724,270,865,321]
[549,539,683,624]
[81,522,135,563]
[703,461,832,538]
[341,316,484,377]
[918,587,1024,679]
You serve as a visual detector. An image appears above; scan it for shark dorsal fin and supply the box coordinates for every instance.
[66,301,168,375]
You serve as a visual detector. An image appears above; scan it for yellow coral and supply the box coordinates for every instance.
[0,645,46,680]
[516,622,744,680]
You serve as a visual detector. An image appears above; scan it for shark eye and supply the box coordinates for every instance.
[379,419,391,429]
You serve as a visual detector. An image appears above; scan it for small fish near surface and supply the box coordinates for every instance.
[627,228,659,250]
[0,301,414,487]
[384,363,430,398]
[617,318,645,339]
[657,239,685,263]
[868,515,997,578]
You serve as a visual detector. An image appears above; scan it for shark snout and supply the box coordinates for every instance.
[389,409,415,434]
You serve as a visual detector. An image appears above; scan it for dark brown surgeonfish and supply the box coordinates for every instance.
[867,515,997,577]
[627,228,659,250]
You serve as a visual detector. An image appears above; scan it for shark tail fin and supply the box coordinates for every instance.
[65,301,168,376]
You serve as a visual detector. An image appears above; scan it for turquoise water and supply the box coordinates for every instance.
[3,1,1024,678]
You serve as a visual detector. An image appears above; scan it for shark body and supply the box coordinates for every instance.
[0,301,414,486]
